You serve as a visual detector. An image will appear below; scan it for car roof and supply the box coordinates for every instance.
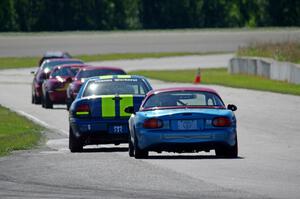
[53,63,88,70]
[79,66,125,71]
[44,58,82,63]
[43,51,70,57]
[88,75,145,80]
[147,87,219,95]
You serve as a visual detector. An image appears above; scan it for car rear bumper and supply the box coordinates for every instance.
[49,90,67,103]
[70,118,130,145]
[136,129,237,152]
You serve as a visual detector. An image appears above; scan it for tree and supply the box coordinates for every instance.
[0,0,18,31]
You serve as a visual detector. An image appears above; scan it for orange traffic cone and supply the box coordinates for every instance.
[194,68,201,84]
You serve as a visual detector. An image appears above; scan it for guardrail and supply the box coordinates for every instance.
[228,57,300,84]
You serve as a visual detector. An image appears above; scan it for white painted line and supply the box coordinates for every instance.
[17,110,68,135]
[17,110,51,128]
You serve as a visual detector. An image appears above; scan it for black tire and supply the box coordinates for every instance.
[41,94,45,107]
[44,92,53,109]
[215,138,238,158]
[33,95,41,104]
[66,98,72,110]
[128,138,134,157]
[69,127,83,153]
[31,93,34,104]
[134,136,148,159]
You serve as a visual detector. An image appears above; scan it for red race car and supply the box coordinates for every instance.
[38,51,72,66]
[66,66,126,109]
[41,64,88,109]
[31,58,83,104]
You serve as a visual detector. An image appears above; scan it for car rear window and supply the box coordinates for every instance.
[51,67,80,77]
[143,91,224,108]
[41,60,83,71]
[77,69,125,78]
[83,78,147,97]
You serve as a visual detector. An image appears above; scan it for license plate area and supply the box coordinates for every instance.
[109,125,128,134]
[176,120,198,130]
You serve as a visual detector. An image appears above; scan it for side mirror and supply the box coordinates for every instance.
[227,104,237,111]
[124,106,135,114]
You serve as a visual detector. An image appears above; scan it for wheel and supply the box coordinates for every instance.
[69,127,83,153]
[41,94,45,107]
[215,138,238,158]
[32,90,41,104]
[128,138,134,157]
[44,92,53,109]
[31,93,34,104]
[134,136,148,159]
[66,98,72,110]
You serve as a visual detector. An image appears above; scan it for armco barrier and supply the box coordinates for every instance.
[229,57,300,84]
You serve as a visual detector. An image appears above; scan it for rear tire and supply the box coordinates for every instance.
[69,127,83,153]
[215,138,238,158]
[66,98,72,110]
[44,92,53,109]
[31,93,34,104]
[32,91,41,104]
[134,136,148,159]
[128,138,134,157]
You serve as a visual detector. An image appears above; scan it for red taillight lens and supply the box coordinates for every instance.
[212,117,231,127]
[143,118,163,129]
[75,104,90,116]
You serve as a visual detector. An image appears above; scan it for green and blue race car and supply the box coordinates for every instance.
[68,75,153,152]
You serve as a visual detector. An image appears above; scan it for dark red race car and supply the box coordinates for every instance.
[38,51,72,66]
[41,64,88,109]
[66,66,126,109]
[31,58,83,104]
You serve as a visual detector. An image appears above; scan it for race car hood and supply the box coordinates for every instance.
[72,94,144,119]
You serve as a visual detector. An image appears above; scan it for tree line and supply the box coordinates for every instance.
[0,0,299,31]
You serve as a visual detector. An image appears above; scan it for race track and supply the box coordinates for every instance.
[0,55,300,198]
[1,29,300,57]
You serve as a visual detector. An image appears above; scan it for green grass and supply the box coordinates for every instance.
[130,68,300,96]
[0,105,42,156]
[237,41,300,64]
[0,57,39,69]
[0,52,226,70]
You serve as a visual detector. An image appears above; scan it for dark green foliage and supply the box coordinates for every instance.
[0,0,299,31]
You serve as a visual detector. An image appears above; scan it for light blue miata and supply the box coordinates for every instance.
[126,87,238,159]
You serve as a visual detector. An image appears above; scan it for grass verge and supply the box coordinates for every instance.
[0,105,42,157]
[0,52,226,70]
[237,41,300,64]
[130,68,300,96]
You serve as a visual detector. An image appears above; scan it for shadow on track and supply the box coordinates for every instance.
[145,155,244,160]
[82,147,128,153]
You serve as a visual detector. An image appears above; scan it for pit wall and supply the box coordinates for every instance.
[228,57,300,84]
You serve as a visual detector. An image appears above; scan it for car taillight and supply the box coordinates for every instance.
[212,117,231,127]
[75,104,90,116]
[143,118,163,129]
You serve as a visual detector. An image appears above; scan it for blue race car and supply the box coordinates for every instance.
[125,87,238,159]
[69,75,153,152]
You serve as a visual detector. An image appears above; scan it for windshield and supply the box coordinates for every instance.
[143,91,224,108]
[77,69,125,79]
[51,67,80,77]
[83,79,147,97]
[41,60,83,71]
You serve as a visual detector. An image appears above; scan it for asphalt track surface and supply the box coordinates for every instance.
[0,56,300,198]
[1,29,300,57]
